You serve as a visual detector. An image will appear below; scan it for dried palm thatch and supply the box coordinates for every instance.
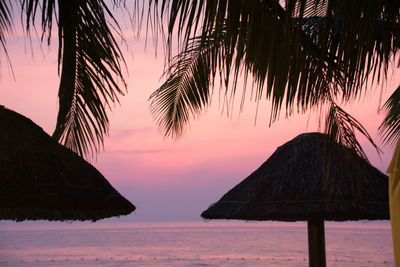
[0,106,135,222]
[201,132,389,267]
[202,132,389,222]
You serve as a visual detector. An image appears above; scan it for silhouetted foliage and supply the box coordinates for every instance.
[1,0,128,158]
[145,0,400,157]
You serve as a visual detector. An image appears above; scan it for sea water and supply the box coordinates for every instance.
[0,221,394,266]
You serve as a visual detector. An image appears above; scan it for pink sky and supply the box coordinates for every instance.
[0,21,398,222]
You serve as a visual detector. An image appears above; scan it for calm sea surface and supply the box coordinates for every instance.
[0,221,394,266]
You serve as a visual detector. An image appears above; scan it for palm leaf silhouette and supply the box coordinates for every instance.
[17,0,127,157]
[146,0,400,156]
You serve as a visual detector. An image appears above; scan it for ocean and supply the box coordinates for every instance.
[0,221,394,266]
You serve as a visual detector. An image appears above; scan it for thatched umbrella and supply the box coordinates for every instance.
[0,105,135,222]
[201,132,389,267]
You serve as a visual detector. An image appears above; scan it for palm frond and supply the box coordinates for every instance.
[145,0,400,157]
[0,0,13,69]
[149,35,218,137]
[149,1,347,134]
[0,0,12,40]
[325,99,380,160]
[22,0,127,157]
[379,85,400,147]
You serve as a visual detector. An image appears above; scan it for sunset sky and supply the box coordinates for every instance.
[1,11,399,222]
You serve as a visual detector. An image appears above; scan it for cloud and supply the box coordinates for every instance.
[111,126,156,139]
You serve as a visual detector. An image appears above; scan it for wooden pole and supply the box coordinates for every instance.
[307,219,326,267]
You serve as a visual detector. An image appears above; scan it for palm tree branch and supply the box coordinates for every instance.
[0,0,13,73]
[21,0,127,158]
[325,98,380,160]
[379,85,400,147]
[149,35,219,137]
[145,0,399,155]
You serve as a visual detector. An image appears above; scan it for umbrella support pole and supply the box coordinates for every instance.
[307,219,326,267]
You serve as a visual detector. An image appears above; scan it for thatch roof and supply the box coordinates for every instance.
[0,106,135,222]
[202,133,389,222]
